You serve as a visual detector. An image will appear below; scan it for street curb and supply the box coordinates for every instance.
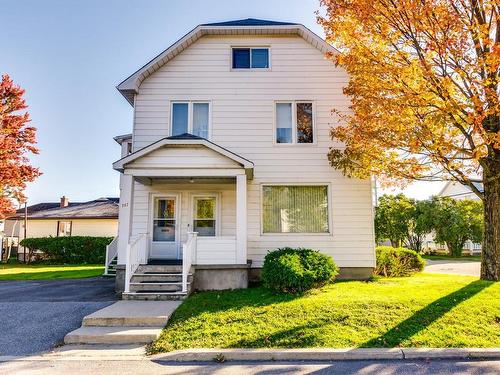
[150,348,500,362]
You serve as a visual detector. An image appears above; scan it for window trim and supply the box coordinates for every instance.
[189,193,221,237]
[170,101,212,139]
[56,221,72,237]
[260,183,332,236]
[273,101,316,146]
[230,46,271,71]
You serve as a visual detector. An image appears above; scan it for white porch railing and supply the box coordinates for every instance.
[104,236,119,275]
[182,232,198,293]
[124,233,148,293]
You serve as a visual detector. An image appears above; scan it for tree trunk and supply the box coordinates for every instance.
[481,161,500,281]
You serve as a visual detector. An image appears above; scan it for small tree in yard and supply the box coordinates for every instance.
[375,194,433,252]
[319,1,500,280]
[375,194,413,247]
[406,199,435,253]
[0,74,39,218]
[431,197,484,257]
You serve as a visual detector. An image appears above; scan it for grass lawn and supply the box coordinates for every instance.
[0,262,104,280]
[149,273,499,353]
[423,255,481,262]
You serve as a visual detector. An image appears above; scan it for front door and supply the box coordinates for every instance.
[150,196,179,259]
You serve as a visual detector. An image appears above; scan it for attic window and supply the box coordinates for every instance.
[232,48,269,69]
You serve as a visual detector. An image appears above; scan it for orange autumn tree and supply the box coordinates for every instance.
[0,74,40,218]
[318,0,500,280]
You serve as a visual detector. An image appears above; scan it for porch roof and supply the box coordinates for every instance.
[112,133,254,179]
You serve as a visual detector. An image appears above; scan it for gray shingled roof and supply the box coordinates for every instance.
[201,18,298,27]
[9,198,119,220]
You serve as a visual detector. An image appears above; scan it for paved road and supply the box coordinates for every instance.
[424,259,481,277]
[0,277,116,356]
[1,359,499,374]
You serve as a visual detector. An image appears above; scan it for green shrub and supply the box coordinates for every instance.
[375,246,425,277]
[20,236,113,264]
[261,248,339,293]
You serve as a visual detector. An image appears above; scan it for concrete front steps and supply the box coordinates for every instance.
[64,300,181,345]
[122,264,193,301]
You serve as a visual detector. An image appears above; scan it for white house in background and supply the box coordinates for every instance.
[109,18,376,299]
[438,180,483,201]
[424,180,483,255]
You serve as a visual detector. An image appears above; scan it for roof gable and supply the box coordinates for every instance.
[117,19,337,105]
[113,134,254,173]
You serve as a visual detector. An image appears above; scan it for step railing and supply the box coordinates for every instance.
[124,233,148,293]
[104,236,119,275]
[182,232,198,293]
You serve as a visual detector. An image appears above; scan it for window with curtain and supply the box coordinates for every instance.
[275,102,314,144]
[262,185,329,233]
[276,103,293,143]
[193,103,209,138]
[171,102,210,138]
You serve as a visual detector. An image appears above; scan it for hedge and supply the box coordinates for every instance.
[19,236,113,264]
[374,246,425,277]
[261,247,339,293]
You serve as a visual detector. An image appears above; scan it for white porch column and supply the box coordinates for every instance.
[236,174,247,264]
[117,174,134,265]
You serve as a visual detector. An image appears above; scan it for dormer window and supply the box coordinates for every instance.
[232,47,269,69]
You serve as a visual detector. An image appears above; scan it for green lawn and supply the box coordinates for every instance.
[0,262,104,280]
[423,255,482,262]
[149,273,499,353]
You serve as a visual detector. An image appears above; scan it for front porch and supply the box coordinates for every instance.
[111,134,254,298]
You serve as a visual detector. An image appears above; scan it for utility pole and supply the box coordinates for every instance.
[23,202,27,264]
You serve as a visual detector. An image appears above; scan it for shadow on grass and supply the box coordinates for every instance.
[362,280,493,347]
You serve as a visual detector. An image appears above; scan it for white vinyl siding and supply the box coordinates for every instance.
[130,34,375,268]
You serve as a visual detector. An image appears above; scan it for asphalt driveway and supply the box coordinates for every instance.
[0,277,116,356]
[424,259,481,277]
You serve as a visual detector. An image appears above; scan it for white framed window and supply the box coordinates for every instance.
[171,101,210,138]
[275,101,315,144]
[190,194,220,237]
[57,221,72,237]
[231,47,270,69]
[261,185,330,234]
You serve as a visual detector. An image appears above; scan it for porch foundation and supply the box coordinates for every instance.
[193,264,250,291]
[115,265,126,294]
[249,267,374,282]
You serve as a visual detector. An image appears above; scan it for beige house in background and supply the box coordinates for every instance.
[109,18,376,299]
[3,197,118,261]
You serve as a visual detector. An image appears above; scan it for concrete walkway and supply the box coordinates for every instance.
[65,300,181,344]
[424,259,481,277]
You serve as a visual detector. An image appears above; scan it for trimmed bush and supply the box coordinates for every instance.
[375,246,425,277]
[20,236,113,264]
[262,248,339,293]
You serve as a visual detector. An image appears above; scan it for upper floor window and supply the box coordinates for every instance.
[232,48,269,69]
[276,102,314,144]
[171,102,210,138]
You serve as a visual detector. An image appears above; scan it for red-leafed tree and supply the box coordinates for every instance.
[0,74,40,218]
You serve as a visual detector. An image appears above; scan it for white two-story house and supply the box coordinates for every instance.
[108,19,375,299]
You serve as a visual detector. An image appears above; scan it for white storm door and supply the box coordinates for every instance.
[150,196,179,259]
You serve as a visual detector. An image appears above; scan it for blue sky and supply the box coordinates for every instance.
[2,0,443,205]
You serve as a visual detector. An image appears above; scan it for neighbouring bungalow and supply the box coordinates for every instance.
[2,196,118,261]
